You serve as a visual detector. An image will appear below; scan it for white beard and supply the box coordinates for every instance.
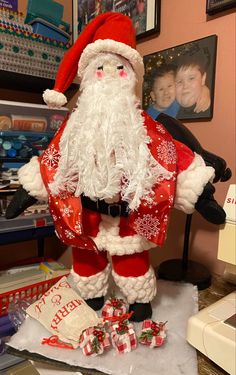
[49,54,173,210]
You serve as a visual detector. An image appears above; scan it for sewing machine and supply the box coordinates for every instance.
[187,184,236,375]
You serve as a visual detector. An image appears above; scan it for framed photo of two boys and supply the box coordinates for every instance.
[72,0,161,43]
[143,35,218,121]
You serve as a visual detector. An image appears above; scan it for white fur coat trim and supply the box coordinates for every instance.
[174,153,215,214]
[70,264,110,299]
[112,267,157,304]
[18,156,48,201]
[78,39,144,78]
[92,214,156,256]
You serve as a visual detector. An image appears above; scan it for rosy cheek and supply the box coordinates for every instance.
[96,71,104,79]
[119,70,128,78]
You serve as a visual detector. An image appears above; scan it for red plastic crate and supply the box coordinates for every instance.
[0,275,66,317]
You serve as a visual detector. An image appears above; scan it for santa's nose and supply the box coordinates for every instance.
[103,63,117,77]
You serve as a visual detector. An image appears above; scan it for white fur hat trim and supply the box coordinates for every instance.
[43,89,67,108]
[78,39,144,78]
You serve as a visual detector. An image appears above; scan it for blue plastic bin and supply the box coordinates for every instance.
[29,18,70,43]
[25,0,70,32]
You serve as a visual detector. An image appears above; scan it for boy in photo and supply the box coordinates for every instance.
[175,53,211,119]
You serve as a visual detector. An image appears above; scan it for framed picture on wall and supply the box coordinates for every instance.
[143,35,218,121]
[206,0,236,15]
[72,0,160,43]
[131,0,161,41]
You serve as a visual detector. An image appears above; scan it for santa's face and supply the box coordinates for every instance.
[95,58,128,80]
[80,53,137,92]
[52,53,157,210]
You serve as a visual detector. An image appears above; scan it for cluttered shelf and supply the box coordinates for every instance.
[0,2,79,96]
[0,210,56,260]
[0,0,73,260]
[0,70,79,97]
[0,260,70,317]
[0,98,69,259]
[0,212,55,251]
[0,168,55,257]
[0,184,56,257]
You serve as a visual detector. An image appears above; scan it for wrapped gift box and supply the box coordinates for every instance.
[139,320,167,348]
[79,326,110,356]
[101,297,128,319]
[110,320,137,354]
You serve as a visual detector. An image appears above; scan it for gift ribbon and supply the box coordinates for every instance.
[41,335,74,350]
[103,311,133,323]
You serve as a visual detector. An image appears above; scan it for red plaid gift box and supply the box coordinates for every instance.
[79,326,110,356]
[139,320,167,348]
[102,297,128,319]
[110,320,137,354]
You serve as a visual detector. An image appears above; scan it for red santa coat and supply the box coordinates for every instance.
[39,111,194,252]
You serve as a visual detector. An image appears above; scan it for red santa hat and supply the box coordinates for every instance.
[43,12,144,108]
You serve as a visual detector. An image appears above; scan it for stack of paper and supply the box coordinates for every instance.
[39,261,70,278]
[0,269,45,294]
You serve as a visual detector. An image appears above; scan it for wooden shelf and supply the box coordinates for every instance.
[0,157,30,163]
[0,70,79,99]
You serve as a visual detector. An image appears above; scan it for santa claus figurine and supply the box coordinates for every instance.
[6,13,229,321]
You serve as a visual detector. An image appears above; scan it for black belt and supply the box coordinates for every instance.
[81,195,129,217]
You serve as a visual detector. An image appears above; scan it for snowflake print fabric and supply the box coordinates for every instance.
[128,114,178,247]
[134,214,160,239]
[41,145,60,170]
[37,112,194,249]
[65,229,75,239]
[156,123,166,134]
[60,204,73,217]
[157,140,177,165]
[38,120,98,252]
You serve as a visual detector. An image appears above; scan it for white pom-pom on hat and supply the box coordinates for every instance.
[42,12,143,108]
[43,89,67,108]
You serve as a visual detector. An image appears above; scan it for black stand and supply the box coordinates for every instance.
[157,214,211,290]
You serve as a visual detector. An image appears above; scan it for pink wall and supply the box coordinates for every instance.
[137,0,235,275]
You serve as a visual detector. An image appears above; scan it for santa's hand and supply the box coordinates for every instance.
[5,186,38,219]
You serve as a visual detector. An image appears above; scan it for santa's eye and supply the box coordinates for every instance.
[97,66,103,70]
[117,65,124,70]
